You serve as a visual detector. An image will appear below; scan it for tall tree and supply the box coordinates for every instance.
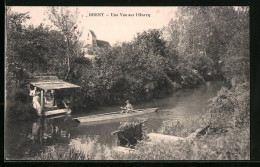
[221,7,249,84]
[6,7,31,91]
[164,7,240,79]
[46,7,81,79]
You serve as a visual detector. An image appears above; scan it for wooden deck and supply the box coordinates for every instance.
[74,108,158,124]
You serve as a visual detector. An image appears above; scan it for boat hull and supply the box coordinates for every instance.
[44,108,71,116]
[74,108,158,124]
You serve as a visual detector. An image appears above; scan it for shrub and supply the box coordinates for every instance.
[117,121,147,148]
[208,87,236,129]
[208,80,249,129]
[6,88,38,120]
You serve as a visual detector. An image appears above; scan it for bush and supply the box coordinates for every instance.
[208,80,249,129]
[6,88,38,120]
[208,87,236,128]
[117,121,147,148]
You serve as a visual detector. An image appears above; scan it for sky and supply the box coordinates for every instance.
[10,7,177,45]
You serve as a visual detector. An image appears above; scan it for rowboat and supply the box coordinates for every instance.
[44,109,71,116]
[74,108,159,124]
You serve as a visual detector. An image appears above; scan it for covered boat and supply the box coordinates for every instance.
[29,75,80,116]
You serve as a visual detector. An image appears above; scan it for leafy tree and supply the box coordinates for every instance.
[76,29,204,106]
[6,8,31,92]
[221,31,249,83]
[164,7,241,80]
[5,8,83,118]
[221,7,249,84]
[46,7,82,79]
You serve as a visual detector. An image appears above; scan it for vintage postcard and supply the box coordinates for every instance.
[4,6,249,160]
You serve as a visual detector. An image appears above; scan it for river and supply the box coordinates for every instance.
[4,81,226,160]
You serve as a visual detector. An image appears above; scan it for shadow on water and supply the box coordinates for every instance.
[5,81,227,160]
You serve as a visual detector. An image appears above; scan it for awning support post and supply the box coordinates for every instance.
[40,89,44,115]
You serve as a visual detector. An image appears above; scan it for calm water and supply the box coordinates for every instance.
[5,81,226,160]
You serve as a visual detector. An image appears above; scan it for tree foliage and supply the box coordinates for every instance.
[46,7,82,79]
[164,7,247,80]
[5,8,80,119]
[75,29,203,106]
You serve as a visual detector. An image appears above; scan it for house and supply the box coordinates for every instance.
[80,29,110,58]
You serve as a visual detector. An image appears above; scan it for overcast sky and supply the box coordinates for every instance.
[10,7,177,45]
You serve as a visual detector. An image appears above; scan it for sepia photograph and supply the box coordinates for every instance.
[4,6,250,160]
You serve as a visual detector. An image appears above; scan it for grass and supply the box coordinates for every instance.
[33,146,86,160]
[33,137,113,160]
[160,111,210,138]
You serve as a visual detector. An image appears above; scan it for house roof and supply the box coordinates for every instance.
[82,44,92,48]
[29,76,80,90]
[89,30,96,38]
[96,40,111,48]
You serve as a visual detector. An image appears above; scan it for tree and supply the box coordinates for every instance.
[76,29,204,106]
[220,7,249,84]
[6,7,31,92]
[6,7,79,94]
[46,7,82,79]
[164,7,240,80]
[221,25,249,83]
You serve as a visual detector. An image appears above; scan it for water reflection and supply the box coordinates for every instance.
[5,115,80,159]
[27,115,79,144]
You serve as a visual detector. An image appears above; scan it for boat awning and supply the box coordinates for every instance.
[30,80,81,90]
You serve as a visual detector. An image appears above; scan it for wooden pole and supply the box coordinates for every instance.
[40,89,44,115]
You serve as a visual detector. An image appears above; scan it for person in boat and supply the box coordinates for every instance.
[120,100,134,113]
